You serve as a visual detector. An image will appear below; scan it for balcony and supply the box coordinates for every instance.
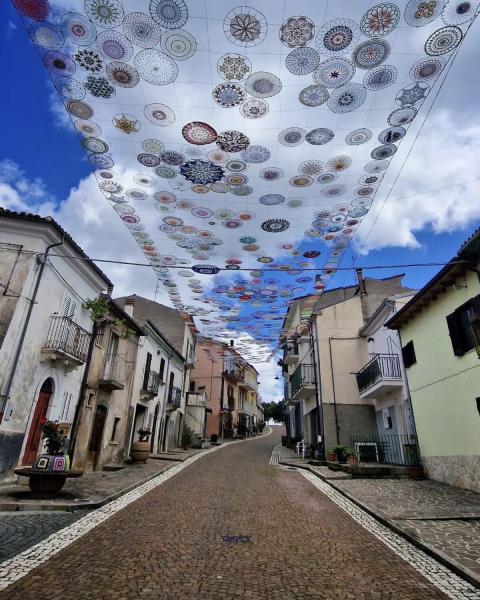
[224,368,244,383]
[284,381,290,403]
[41,316,90,366]
[141,370,160,398]
[283,341,299,365]
[99,354,126,391]
[186,390,207,407]
[290,364,316,401]
[167,385,182,408]
[356,354,403,399]
[238,376,257,391]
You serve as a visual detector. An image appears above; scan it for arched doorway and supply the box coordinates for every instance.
[23,378,54,465]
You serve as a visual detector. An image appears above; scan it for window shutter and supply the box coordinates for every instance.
[446,312,465,356]
[143,352,152,389]
[402,341,416,368]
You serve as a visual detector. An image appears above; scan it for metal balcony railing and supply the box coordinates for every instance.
[356,354,402,394]
[350,433,420,466]
[290,364,315,398]
[142,370,160,396]
[43,316,90,363]
[167,385,182,408]
[225,367,244,382]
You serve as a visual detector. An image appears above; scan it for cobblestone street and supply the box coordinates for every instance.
[0,429,478,599]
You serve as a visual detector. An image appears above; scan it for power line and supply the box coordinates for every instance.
[43,252,468,273]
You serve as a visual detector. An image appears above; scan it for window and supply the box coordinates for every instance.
[143,352,152,390]
[189,380,195,392]
[402,341,416,368]
[111,417,121,442]
[159,358,165,380]
[446,296,480,357]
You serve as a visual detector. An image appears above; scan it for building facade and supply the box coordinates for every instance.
[191,337,259,439]
[0,210,111,481]
[387,230,480,492]
[282,274,414,458]
[115,295,196,453]
[70,298,143,472]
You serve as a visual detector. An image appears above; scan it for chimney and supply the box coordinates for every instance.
[123,297,135,317]
[356,268,367,296]
[229,339,234,347]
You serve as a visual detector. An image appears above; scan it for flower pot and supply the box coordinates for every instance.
[29,473,67,495]
[327,452,337,462]
[347,455,358,466]
[131,441,150,463]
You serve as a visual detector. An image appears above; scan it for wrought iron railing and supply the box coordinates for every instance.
[350,433,420,466]
[356,354,402,394]
[102,353,126,385]
[284,341,299,359]
[43,316,90,363]
[143,370,160,395]
[290,364,315,398]
[168,385,182,407]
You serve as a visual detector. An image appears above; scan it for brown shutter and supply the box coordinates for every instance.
[446,312,465,356]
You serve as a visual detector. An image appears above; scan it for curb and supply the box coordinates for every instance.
[279,459,480,590]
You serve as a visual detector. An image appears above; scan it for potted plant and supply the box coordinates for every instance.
[326,448,337,462]
[346,447,358,466]
[131,428,151,462]
[333,444,348,463]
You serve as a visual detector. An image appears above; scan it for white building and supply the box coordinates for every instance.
[116,296,196,452]
[0,209,112,481]
[358,294,416,440]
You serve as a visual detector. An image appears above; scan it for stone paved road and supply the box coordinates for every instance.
[1,430,450,599]
[0,511,86,561]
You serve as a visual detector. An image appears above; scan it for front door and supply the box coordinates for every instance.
[23,381,53,465]
[87,405,107,470]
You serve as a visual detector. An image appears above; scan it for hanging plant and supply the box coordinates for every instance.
[83,297,134,339]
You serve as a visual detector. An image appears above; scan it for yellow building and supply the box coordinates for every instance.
[388,229,480,492]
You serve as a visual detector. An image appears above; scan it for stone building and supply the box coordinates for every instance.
[70,298,143,472]
[0,209,111,481]
[387,229,480,492]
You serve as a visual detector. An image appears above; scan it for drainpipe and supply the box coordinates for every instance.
[328,336,362,446]
[0,235,65,423]
[310,320,325,460]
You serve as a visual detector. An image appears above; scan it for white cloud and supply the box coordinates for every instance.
[0,160,162,301]
[354,111,480,254]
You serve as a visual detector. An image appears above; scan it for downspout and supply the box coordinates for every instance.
[328,335,362,446]
[219,357,225,438]
[0,235,64,422]
[310,319,325,460]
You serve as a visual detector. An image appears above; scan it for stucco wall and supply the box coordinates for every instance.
[0,223,109,479]
[399,269,480,491]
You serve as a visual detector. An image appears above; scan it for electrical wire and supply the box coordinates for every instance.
[40,252,468,273]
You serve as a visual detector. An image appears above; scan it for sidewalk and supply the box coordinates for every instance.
[0,448,204,512]
[278,446,480,587]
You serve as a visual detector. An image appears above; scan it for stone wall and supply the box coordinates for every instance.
[423,455,480,493]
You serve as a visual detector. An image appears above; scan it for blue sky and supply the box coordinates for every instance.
[2,2,480,397]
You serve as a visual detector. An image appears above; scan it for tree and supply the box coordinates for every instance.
[263,400,285,423]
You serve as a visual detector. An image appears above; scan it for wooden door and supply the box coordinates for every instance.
[87,405,107,471]
[23,391,51,465]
